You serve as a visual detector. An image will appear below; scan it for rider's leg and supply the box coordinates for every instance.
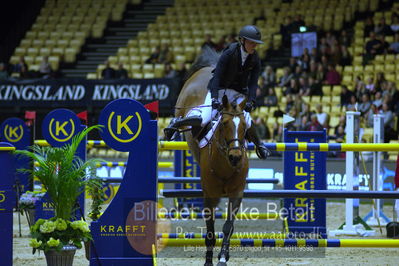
[244,113,271,160]
[164,92,213,140]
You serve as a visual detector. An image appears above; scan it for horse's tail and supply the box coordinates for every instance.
[183,46,220,82]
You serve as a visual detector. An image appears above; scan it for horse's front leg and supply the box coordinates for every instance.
[204,197,218,266]
[217,197,242,266]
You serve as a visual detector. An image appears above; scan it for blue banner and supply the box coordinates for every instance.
[283,129,327,238]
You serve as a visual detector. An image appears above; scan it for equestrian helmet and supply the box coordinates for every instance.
[238,25,264,44]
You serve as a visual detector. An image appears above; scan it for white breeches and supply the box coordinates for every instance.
[186,89,252,127]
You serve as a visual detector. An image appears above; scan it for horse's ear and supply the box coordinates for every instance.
[239,99,247,111]
[222,95,228,108]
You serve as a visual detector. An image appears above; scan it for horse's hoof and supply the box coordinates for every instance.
[204,263,213,266]
[216,261,227,266]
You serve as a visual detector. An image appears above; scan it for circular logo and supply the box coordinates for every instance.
[99,99,150,152]
[0,118,30,148]
[42,109,81,147]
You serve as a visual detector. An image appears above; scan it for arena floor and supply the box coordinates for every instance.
[12,200,399,266]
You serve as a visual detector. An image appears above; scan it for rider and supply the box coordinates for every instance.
[165,25,271,159]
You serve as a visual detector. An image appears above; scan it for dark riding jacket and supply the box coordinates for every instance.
[208,42,261,103]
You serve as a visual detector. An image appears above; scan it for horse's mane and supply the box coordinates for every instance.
[183,46,220,83]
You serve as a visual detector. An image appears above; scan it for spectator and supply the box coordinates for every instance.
[324,64,341,85]
[366,104,380,127]
[375,17,393,36]
[291,14,305,32]
[164,63,177,78]
[325,31,337,47]
[272,122,283,142]
[308,60,318,79]
[253,116,269,140]
[201,34,217,50]
[285,93,295,113]
[364,17,375,38]
[334,115,346,133]
[365,32,382,59]
[0,62,8,79]
[279,67,293,87]
[300,103,313,121]
[315,63,325,84]
[339,30,351,47]
[358,93,372,115]
[329,42,342,66]
[298,77,310,96]
[280,16,294,47]
[365,77,375,94]
[253,10,266,25]
[381,103,397,142]
[390,16,399,33]
[340,45,352,66]
[261,65,276,88]
[388,32,399,53]
[298,115,310,131]
[308,114,323,131]
[101,61,115,79]
[288,57,298,73]
[315,104,329,128]
[215,35,227,52]
[310,47,320,62]
[376,34,390,54]
[115,63,128,79]
[13,56,28,73]
[332,125,346,142]
[374,72,387,92]
[145,46,161,64]
[284,78,299,96]
[298,53,310,71]
[346,95,358,111]
[340,85,355,107]
[159,44,173,63]
[264,87,278,107]
[255,77,267,106]
[292,65,303,80]
[39,56,52,78]
[319,37,330,55]
[309,76,322,96]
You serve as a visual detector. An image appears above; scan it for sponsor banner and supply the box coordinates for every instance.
[0,78,178,112]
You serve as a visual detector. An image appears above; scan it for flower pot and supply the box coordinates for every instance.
[44,245,77,266]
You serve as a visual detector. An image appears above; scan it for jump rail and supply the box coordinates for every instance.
[102,177,279,184]
[158,238,399,248]
[34,140,399,152]
[161,189,399,199]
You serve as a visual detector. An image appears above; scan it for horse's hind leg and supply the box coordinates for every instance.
[217,197,242,266]
[203,197,218,266]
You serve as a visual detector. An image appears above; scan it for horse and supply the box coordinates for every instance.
[170,48,250,266]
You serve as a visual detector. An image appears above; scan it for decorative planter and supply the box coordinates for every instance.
[44,245,77,266]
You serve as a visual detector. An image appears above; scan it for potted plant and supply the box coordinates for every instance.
[15,125,103,266]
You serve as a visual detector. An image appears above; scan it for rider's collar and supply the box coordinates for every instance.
[240,45,248,66]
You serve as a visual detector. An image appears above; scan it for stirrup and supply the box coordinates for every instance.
[164,127,179,141]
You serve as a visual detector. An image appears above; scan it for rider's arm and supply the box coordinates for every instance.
[209,49,232,99]
[247,58,261,103]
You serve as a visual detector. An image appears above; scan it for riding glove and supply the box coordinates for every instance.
[211,98,221,110]
[244,101,255,112]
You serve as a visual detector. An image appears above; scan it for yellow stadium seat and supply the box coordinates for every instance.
[51,48,64,57]
[144,72,155,79]
[32,39,44,48]
[27,48,39,57]
[332,85,341,96]
[64,48,77,63]
[48,56,60,70]
[385,64,395,72]
[87,73,98,79]
[39,48,50,56]
[132,72,143,79]
[154,64,164,78]
[322,85,332,96]
[19,39,31,48]
[56,39,69,49]
[14,47,26,56]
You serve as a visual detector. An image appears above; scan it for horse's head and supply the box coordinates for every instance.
[219,95,247,167]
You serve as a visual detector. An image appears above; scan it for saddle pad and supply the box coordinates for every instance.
[199,116,221,148]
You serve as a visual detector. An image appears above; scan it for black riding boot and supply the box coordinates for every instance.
[164,116,203,140]
[246,124,271,160]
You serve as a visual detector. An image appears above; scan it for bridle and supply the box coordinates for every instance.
[216,110,246,156]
